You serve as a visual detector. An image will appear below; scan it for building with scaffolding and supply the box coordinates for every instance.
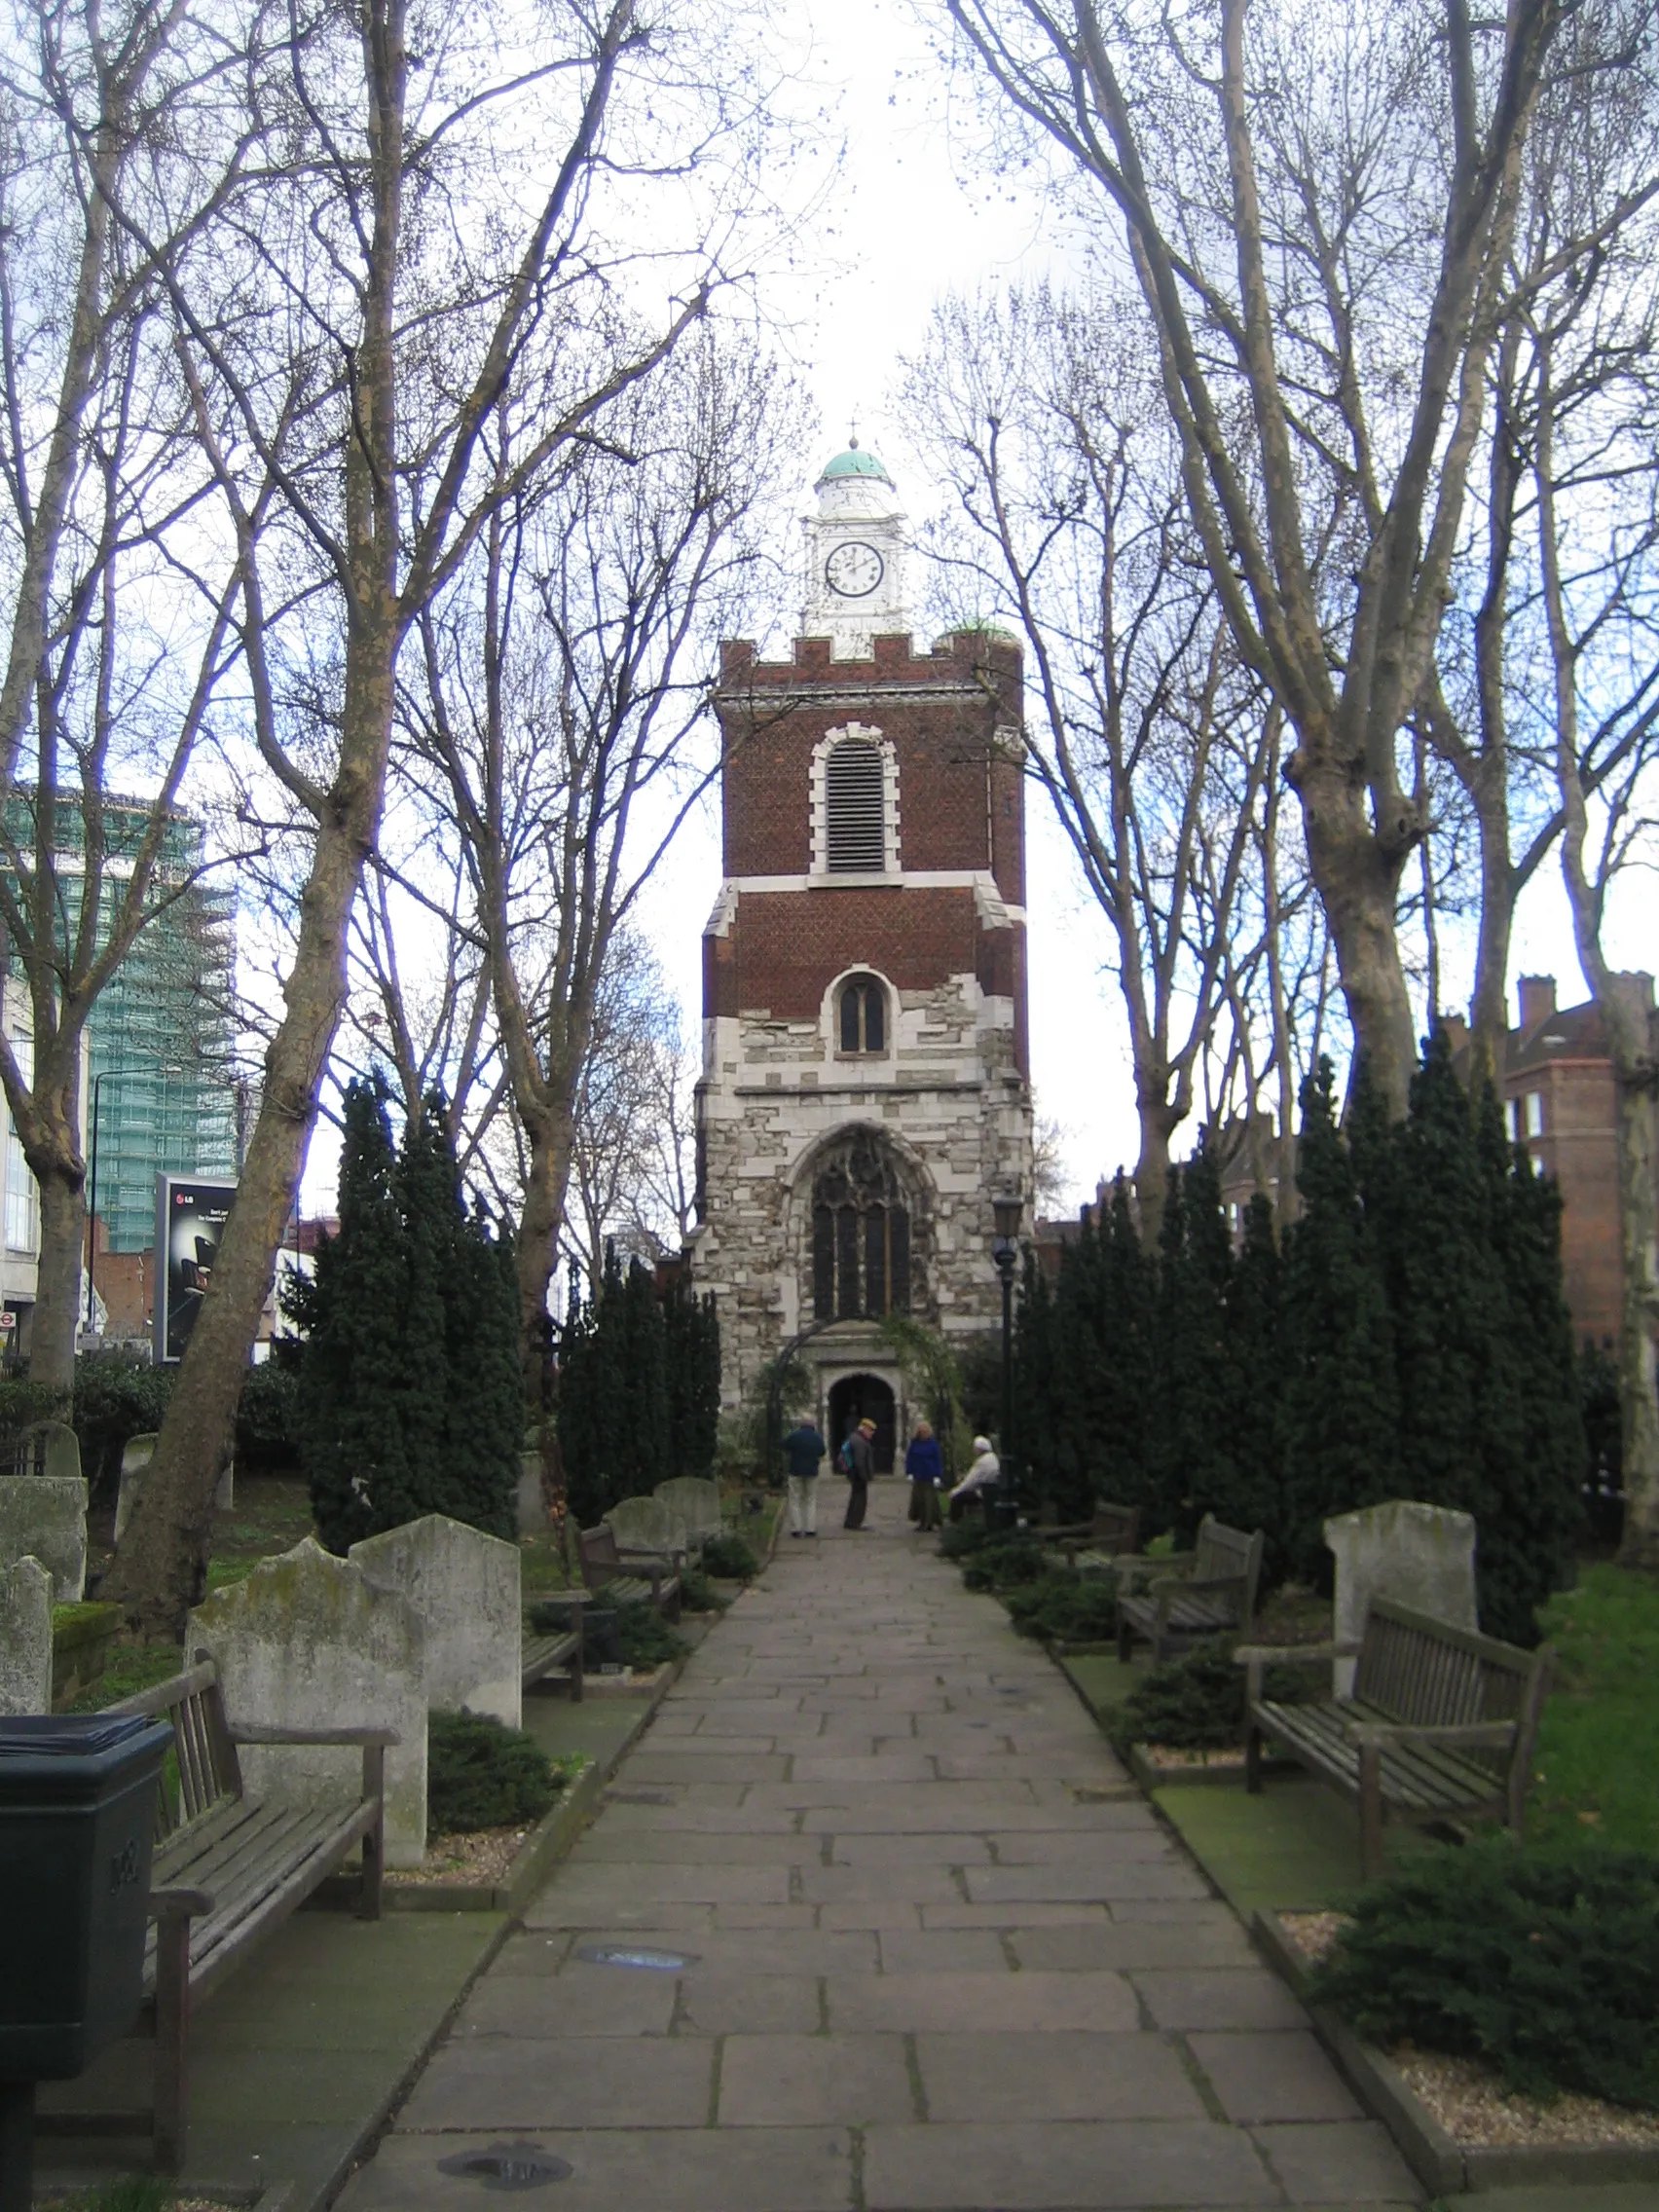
[0,794,238,1352]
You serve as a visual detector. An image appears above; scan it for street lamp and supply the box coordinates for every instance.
[991,1191,1022,1529]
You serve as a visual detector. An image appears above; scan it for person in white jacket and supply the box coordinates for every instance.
[948,1436,1000,1519]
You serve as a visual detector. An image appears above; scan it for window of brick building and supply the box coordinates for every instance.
[1508,1090,1545,1142]
[809,1135,913,1321]
[838,974,886,1054]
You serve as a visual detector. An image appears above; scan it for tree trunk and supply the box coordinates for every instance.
[31,1166,86,1396]
[1465,749,1515,1098]
[1132,1088,1182,1245]
[101,645,399,1638]
[516,1093,577,1390]
[1603,975,1659,1570]
[1290,751,1418,1114]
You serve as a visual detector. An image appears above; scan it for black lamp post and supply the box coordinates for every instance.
[991,1192,1021,1528]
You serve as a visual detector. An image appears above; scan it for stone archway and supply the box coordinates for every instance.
[828,1373,897,1476]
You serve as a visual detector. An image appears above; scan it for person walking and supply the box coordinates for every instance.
[905,1419,944,1530]
[784,1416,827,1538]
[948,1434,1000,1522]
[842,1417,875,1530]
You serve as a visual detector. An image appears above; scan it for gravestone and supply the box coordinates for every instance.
[13,1419,81,1482]
[1324,1498,1479,1696]
[116,1432,232,1543]
[517,1451,548,1535]
[0,1555,52,1714]
[654,1478,721,1553]
[191,1536,427,1866]
[351,1513,522,1729]
[0,1476,88,1602]
[606,1495,687,1559]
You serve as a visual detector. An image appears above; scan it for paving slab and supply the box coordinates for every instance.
[719,2032,916,2124]
[331,1482,1421,2212]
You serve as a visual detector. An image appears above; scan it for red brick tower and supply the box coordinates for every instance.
[690,444,1032,1466]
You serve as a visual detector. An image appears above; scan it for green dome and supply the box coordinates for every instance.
[818,440,892,485]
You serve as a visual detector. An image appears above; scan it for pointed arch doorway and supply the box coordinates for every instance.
[828,1373,897,1476]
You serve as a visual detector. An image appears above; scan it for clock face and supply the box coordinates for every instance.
[826,540,884,598]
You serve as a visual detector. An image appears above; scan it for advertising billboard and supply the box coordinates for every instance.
[155,1175,237,1363]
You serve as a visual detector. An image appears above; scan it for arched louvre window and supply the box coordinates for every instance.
[825,738,885,870]
[809,1135,913,1322]
[838,975,886,1054]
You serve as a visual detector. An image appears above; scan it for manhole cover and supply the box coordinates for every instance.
[1069,1784,1131,1803]
[438,2144,571,2191]
[575,1943,695,1972]
[603,1788,675,1805]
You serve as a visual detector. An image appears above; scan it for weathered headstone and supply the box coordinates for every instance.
[0,1555,52,1714]
[0,1476,88,1602]
[116,1433,232,1543]
[15,1419,81,1482]
[351,1513,522,1729]
[191,1537,427,1867]
[606,1494,687,1559]
[517,1451,548,1535]
[654,1478,721,1552]
[1324,1499,1479,1696]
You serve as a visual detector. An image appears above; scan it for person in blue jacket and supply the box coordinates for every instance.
[784,1417,827,1538]
[905,1419,945,1531]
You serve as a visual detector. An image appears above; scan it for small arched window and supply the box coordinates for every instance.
[838,975,885,1055]
[825,737,886,870]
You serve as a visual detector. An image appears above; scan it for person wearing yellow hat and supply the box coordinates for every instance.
[841,1417,876,1530]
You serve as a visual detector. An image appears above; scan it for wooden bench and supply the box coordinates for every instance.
[522,1614,584,1700]
[1042,1500,1142,1567]
[1240,1597,1555,1880]
[63,1654,394,2168]
[577,1522,682,1620]
[1115,1515,1265,1664]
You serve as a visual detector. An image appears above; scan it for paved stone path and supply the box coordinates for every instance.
[339,1483,1419,2211]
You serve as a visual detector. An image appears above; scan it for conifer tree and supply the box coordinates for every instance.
[1098,1175,1158,1508]
[665,1284,720,1483]
[1279,1061,1401,1578]
[289,1078,411,1554]
[292,1081,519,1548]
[616,1255,670,1500]
[1223,1194,1287,1563]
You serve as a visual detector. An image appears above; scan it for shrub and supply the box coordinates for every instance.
[1307,1841,1659,2109]
[426,1708,566,1833]
[1116,1641,1315,1750]
[961,1537,1048,1592]
[614,1600,690,1669]
[680,1567,728,1613]
[940,1520,995,1562]
[1002,1572,1118,1644]
[235,1356,302,1471]
[700,1530,760,1580]
[71,1358,172,1503]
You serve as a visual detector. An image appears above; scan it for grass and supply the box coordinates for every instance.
[1529,1563,1659,1853]
[65,1641,186,1711]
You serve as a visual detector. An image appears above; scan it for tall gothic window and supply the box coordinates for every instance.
[825,737,885,870]
[810,1134,913,1321]
[838,974,885,1054]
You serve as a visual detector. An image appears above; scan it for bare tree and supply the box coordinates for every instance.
[401,336,799,1380]
[106,0,785,1636]
[0,0,270,1386]
[559,936,692,1285]
[946,0,1646,1111]
[908,286,1274,1234]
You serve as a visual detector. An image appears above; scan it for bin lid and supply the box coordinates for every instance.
[0,1714,172,1802]
[0,1717,162,1757]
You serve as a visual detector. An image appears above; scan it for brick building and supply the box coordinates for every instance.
[689,444,1033,1467]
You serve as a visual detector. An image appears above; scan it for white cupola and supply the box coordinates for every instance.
[799,441,913,658]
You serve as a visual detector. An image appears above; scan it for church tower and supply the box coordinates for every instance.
[690,444,1033,1469]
